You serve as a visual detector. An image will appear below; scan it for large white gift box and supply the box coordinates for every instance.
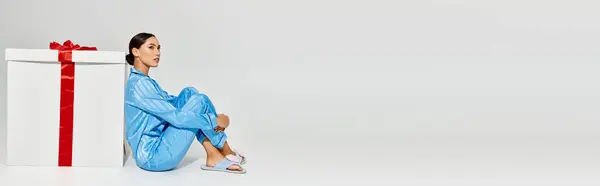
[4,41,127,167]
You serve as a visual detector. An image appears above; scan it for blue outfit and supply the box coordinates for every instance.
[124,67,227,171]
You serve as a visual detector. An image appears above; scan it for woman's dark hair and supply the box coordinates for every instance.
[126,32,156,65]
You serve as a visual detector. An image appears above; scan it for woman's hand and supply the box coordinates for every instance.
[215,114,230,132]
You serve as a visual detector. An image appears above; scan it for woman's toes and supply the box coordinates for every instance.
[228,164,243,171]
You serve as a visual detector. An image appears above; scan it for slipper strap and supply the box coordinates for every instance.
[214,158,240,170]
[233,149,245,163]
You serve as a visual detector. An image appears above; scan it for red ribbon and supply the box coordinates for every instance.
[49,40,97,167]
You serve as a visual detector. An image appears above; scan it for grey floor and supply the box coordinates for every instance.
[1,131,599,186]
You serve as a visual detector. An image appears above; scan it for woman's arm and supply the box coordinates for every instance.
[127,78,216,131]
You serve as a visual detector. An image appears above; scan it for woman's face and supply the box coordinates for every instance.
[133,37,161,67]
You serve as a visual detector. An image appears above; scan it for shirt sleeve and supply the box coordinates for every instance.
[127,78,216,131]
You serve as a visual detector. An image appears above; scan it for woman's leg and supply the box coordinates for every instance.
[199,134,243,171]
[219,141,246,163]
[174,87,243,170]
[175,87,228,148]
[180,88,244,162]
[143,125,197,171]
[146,125,241,171]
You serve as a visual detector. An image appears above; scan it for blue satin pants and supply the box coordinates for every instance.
[139,87,227,171]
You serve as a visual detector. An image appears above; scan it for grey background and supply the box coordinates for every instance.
[1,0,600,184]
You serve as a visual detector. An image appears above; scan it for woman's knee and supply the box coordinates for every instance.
[190,92,211,103]
[181,93,214,113]
[182,87,211,102]
[181,87,199,95]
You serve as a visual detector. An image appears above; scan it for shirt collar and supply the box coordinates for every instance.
[130,67,147,77]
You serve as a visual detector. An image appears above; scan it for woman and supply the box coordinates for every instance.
[124,32,246,174]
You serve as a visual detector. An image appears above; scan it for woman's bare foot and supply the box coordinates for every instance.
[202,138,243,171]
[219,141,245,163]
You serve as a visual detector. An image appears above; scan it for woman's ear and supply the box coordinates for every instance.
[132,48,140,57]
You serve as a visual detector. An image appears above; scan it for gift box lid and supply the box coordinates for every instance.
[5,48,126,64]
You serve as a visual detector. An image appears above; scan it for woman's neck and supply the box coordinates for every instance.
[133,63,150,76]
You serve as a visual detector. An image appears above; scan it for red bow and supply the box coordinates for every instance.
[50,40,97,51]
[49,40,98,63]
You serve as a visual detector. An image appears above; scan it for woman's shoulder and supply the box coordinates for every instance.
[126,74,156,91]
